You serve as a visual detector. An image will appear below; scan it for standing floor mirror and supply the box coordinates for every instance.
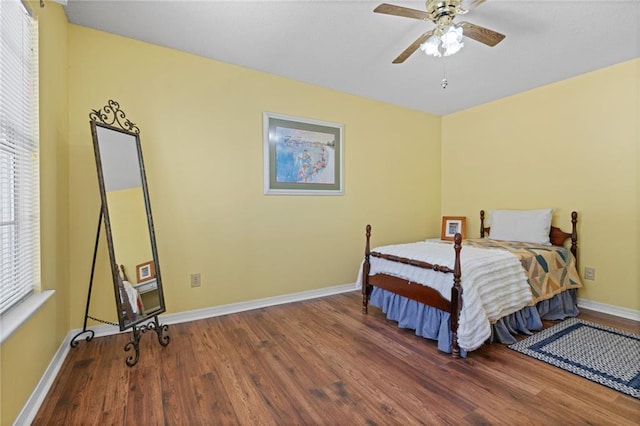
[70,100,170,366]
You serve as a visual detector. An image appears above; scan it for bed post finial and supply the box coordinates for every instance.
[570,211,578,266]
[480,210,486,238]
[451,233,463,358]
[362,225,372,314]
[365,225,371,254]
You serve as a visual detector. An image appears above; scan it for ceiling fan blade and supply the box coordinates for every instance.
[392,30,434,64]
[374,3,430,21]
[458,21,505,47]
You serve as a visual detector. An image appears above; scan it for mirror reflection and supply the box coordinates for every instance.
[92,123,165,329]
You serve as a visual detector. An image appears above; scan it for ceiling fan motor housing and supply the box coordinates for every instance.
[426,0,465,25]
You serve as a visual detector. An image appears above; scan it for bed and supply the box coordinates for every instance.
[360,209,582,358]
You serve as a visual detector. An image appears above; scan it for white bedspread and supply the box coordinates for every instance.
[357,240,533,351]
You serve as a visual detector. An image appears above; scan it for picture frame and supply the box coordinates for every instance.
[263,112,343,195]
[136,260,155,283]
[441,216,466,241]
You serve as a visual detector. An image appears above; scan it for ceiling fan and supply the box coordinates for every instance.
[374,0,505,63]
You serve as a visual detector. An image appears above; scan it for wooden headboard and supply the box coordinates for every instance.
[479,210,578,262]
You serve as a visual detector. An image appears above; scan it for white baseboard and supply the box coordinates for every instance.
[577,298,640,321]
[13,331,72,426]
[160,282,358,326]
[13,283,357,425]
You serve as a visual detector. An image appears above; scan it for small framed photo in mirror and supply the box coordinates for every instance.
[441,216,466,241]
[136,261,155,283]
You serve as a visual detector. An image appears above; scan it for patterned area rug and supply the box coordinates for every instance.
[509,318,640,399]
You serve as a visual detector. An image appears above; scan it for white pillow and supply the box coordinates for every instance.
[489,209,553,245]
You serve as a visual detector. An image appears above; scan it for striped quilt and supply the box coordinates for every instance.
[464,239,583,304]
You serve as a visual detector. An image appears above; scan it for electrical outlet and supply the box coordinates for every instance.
[190,273,201,287]
[584,267,596,281]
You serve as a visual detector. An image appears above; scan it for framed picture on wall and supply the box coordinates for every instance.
[263,112,344,195]
[441,216,466,241]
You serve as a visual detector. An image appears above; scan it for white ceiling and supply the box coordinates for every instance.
[63,0,640,116]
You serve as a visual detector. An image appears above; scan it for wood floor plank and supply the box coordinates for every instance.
[124,366,164,425]
[272,299,469,423]
[236,313,334,423]
[32,291,640,425]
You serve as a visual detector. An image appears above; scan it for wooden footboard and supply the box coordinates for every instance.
[361,225,463,358]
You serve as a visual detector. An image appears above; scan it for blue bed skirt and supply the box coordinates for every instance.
[369,287,579,357]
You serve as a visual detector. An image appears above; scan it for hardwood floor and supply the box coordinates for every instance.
[34,291,639,425]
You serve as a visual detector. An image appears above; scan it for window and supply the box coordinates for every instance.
[0,0,40,315]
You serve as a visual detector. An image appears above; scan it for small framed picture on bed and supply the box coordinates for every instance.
[441,216,466,241]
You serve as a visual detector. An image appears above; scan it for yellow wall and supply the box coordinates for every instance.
[0,2,69,424]
[637,59,640,306]
[636,60,640,307]
[106,186,153,280]
[67,25,442,324]
[442,59,640,311]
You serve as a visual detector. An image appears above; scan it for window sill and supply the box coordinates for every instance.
[0,290,55,344]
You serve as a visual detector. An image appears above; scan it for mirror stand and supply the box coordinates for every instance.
[70,208,170,366]
[71,100,170,367]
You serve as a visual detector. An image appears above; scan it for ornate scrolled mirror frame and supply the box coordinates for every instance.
[71,100,169,366]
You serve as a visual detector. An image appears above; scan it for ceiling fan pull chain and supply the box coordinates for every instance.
[441,60,448,89]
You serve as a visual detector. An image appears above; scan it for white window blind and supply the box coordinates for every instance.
[0,0,40,315]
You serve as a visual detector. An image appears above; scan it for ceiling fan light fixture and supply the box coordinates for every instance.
[441,24,463,44]
[420,24,464,58]
[441,24,464,56]
[420,34,443,57]
[443,40,464,56]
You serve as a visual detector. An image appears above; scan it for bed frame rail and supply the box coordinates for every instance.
[362,225,463,357]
